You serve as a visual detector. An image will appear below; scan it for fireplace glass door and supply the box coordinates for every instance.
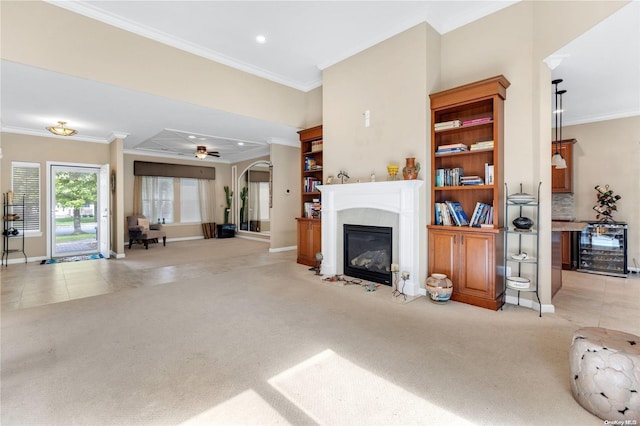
[343,224,392,285]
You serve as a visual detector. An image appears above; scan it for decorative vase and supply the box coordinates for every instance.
[425,273,453,303]
[386,165,399,180]
[402,157,420,180]
[512,216,534,230]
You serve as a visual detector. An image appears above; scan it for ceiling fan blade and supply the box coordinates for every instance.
[208,151,220,157]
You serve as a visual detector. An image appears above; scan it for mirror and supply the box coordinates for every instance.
[238,161,272,234]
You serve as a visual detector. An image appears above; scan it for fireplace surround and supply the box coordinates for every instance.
[318,180,423,296]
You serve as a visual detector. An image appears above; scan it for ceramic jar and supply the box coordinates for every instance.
[402,157,420,180]
[512,216,534,230]
[426,273,453,303]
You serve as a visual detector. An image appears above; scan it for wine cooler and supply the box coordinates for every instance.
[577,222,627,277]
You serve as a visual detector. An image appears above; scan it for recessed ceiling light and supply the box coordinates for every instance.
[188,135,196,139]
[256,35,266,44]
[237,142,245,146]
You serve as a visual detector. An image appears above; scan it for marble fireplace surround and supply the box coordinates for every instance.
[318,180,423,296]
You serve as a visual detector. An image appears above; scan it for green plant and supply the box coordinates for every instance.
[224,185,233,223]
[239,186,248,223]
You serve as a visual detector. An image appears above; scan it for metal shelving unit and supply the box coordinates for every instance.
[2,192,28,266]
[503,182,542,316]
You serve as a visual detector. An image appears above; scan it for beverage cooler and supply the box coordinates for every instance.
[577,222,627,277]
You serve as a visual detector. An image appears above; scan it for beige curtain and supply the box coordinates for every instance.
[133,175,143,215]
[198,179,217,238]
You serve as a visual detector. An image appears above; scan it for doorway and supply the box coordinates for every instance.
[48,163,110,258]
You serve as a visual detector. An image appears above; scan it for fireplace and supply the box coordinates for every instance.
[318,180,424,296]
[343,224,392,285]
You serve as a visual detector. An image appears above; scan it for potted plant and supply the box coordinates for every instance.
[239,186,248,230]
[224,185,233,224]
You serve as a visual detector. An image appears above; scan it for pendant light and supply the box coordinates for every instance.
[551,79,567,169]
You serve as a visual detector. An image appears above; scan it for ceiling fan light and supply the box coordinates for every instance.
[195,145,208,159]
[46,121,77,137]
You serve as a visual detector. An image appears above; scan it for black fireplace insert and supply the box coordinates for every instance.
[343,224,392,285]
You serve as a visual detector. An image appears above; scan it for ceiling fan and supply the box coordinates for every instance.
[195,145,220,159]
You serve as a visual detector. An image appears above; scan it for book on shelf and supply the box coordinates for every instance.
[460,175,484,186]
[304,177,321,192]
[484,163,494,185]
[434,120,462,129]
[436,147,468,154]
[469,202,493,227]
[311,140,323,152]
[470,140,494,150]
[435,167,464,187]
[462,117,492,126]
[446,201,469,226]
[438,143,469,150]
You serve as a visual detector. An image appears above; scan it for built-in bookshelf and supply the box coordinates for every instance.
[296,125,323,266]
[427,75,510,310]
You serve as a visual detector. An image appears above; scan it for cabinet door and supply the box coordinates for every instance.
[457,232,495,299]
[428,229,458,289]
[561,231,571,270]
[551,143,573,193]
[311,220,322,256]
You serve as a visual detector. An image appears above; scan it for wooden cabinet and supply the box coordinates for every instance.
[427,75,509,310]
[429,229,501,310]
[297,125,322,266]
[551,139,575,193]
[561,231,571,270]
[296,218,321,266]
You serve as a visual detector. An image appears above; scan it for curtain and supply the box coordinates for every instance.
[133,175,143,215]
[198,179,217,238]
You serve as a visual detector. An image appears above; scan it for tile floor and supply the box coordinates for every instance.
[2,242,639,337]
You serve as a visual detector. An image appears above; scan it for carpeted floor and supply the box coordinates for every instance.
[1,239,603,425]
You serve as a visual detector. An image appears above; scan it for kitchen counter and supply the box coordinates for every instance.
[552,221,589,232]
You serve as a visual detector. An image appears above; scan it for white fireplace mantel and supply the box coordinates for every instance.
[318,180,423,296]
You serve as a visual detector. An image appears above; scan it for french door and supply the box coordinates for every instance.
[48,163,110,258]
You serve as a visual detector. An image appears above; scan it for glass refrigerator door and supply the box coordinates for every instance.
[578,223,627,277]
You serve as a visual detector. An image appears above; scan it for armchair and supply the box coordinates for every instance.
[127,215,166,249]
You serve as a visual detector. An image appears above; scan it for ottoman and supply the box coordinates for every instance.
[570,327,640,421]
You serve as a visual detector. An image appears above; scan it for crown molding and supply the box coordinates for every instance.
[267,137,300,148]
[1,126,109,144]
[45,0,318,92]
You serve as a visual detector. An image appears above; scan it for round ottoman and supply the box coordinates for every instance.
[570,327,640,421]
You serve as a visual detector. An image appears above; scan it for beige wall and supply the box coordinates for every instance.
[1,132,111,259]
[323,23,438,285]
[563,116,640,262]
[270,144,301,249]
[0,1,315,130]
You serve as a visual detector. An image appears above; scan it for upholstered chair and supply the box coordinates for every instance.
[127,215,166,249]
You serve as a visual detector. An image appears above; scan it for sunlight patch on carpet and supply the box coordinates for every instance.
[268,349,473,425]
[41,253,105,264]
[179,389,290,425]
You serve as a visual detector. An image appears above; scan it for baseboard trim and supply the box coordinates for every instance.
[504,294,555,314]
[269,245,296,253]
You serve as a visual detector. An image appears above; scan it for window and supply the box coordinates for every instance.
[11,162,41,234]
[141,176,174,223]
[180,178,201,223]
[141,176,204,224]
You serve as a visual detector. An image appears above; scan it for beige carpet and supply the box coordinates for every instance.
[1,239,602,425]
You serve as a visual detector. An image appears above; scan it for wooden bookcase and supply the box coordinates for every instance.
[296,125,323,266]
[427,75,510,310]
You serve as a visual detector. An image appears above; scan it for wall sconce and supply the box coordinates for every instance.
[46,121,77,137]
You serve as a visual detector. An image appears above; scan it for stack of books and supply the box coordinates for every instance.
[303,199,322,218]
[311,140,323,152]
[436,143,468,154]
[434,120,462,131]
[434,201,470,226]
[460,175,484,186]
[462,116,492,126]
[470,140,494,151]
[304,177,321,192]
[469,202,494,227]
[435,167,464,187]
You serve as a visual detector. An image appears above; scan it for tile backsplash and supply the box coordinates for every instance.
[552,193,574,220]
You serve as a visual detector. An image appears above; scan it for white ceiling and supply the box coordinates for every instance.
[1,1,638,162]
